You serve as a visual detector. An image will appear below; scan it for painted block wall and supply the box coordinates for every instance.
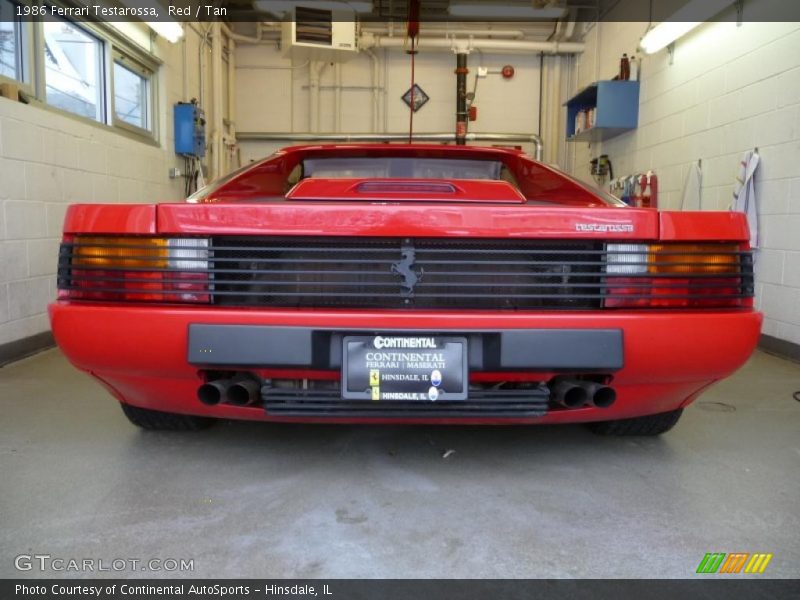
[234,43,543,162]
[0,26,225,347]
[563,2,800,346]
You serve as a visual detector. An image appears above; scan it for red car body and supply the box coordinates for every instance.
[49,144,761,432]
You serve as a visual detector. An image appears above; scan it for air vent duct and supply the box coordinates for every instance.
[282,5,358,61]
[295,7,333,45]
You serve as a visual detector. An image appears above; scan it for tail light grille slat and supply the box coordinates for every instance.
[57,236,754,310]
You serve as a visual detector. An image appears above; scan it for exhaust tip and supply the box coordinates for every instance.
[550,379,590,409]
[592,386,617,408]
[227,380,261,407]
[197,380,230,406]
[563,385,588,408]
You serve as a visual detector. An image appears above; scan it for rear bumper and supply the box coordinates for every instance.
[186,324,624,372]
[49,302,762,424]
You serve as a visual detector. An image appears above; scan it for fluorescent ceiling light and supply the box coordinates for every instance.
[640,0,735,54]
[146,20,184,44]
[255,1,373,15]
[118,0,184,43]
[449,3,567,19]
[640,21,700,53]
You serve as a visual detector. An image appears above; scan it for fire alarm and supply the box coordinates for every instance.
[501,65,515,79]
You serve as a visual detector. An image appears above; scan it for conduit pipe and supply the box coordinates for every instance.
[363,34,584,55]
[220,22,281,44]
[362,27,528,39]
[309,62,329,132]
[220,22,261,44]
[335,62,343,132]
[211,22,224,180]
[364,49,381,132]
[549,55,562,165]
[228,36,236,134]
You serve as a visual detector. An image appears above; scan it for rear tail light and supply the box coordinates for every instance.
[604,242,753,308]
[605,243,649,275]
[58,237,755,310]
[167,238,209,270]
[59,236,210,303]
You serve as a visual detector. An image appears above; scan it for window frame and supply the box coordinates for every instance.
[2,1,162,144]
[0,0,34,89]
[111,49,154,137]
[41,15,107,123]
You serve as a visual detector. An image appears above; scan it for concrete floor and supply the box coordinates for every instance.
[0,348,798,579]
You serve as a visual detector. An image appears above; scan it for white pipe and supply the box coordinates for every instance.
[365,35,584,55]
[181,28,188,100]
[220,22,281,44]
[220,22,260,44]
[382,47,388,133]
[237,61,311,70]
[551,56,562,165]
[308,61,319,132]
[364,49,380,132]
[318,62,329,132]
[290,62,295,132]
[552,20,564,41]
[539,54,548,159]
[543,56,552,164]
[335,62,342,133]
[198,24,209,111]
[309,62,329,132]
[362,27,527,39]
[542,55,560,165]
[563,20,577,41]
[228,36,236,137]
[211,22,224,179]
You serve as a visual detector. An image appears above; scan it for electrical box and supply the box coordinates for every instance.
[173,102,206,157]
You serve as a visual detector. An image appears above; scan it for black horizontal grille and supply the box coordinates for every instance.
[58,236,754,310]
[212,237,604,309]
[262,385,550,418]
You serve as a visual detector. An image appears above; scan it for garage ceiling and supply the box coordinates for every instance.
[222,0,600,34]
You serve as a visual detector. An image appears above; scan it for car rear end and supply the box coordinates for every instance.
[49,200,761,426]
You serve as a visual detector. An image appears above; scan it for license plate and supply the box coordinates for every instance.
[342,335,468,401]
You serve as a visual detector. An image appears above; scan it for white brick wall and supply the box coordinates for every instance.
[0,27,223,348]
[563,3,800,347]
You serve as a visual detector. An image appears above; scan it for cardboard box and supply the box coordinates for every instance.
[0,82,20,101]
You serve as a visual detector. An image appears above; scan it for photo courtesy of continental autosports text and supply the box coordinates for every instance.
[12,583,333,598]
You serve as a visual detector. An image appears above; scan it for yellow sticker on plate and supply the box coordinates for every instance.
[369,369,380,386]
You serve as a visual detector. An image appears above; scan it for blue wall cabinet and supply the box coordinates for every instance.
[564,80,640,143]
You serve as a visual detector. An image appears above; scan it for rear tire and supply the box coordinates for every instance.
[120,403,216,431]
[587,408,683,436]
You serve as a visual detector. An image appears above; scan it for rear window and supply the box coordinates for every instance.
[188,149,620,206]
[302,157,504,180]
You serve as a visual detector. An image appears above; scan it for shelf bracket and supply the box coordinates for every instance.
[666,42,675,66]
